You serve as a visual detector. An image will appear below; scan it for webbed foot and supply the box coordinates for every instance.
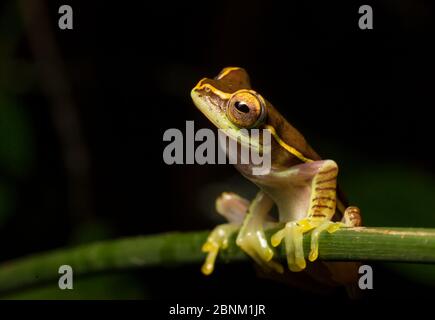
[271,218,344,271]
[236,224,283,273]
[201,192,249,275]
[201,223,240,275]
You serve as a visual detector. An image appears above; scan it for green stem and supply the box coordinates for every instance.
[1,227,435,294]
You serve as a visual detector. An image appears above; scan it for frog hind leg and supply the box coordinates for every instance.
[201,192,249,275]
[236,191,284,274]
[341,206,362,227]
[271,160,347,271]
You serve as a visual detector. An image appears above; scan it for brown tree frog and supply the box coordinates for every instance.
[191,67,362,279]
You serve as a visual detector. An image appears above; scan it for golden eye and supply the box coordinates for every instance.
[226,90,266,128]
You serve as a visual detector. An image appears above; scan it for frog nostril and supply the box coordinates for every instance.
[234,101,250,113]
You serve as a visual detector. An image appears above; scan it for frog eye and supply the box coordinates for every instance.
[226,90,266,128]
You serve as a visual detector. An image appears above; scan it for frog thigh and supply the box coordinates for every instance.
[215,192,249,224]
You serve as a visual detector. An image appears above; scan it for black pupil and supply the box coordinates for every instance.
[234,101,250,113]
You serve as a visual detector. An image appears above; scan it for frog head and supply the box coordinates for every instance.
[191,67,317,172]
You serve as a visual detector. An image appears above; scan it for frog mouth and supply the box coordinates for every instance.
[191,89,232,129]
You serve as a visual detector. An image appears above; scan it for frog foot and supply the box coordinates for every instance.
[201,223,239,275]
[271,218,344,271]
[236,224,284,274]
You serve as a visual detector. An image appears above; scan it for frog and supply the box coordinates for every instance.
[191,67,362,281]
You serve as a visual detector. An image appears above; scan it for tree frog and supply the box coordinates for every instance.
[191,67,362,281]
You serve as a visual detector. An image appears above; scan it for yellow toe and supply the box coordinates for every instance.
[308,248,318,262]
[271,229,286,247]
[201,245,218,276]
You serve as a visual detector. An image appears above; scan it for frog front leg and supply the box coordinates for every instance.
[270,160,360,271]
[236,191,284,273]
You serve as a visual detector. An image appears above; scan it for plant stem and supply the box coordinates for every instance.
[1,227,435,294]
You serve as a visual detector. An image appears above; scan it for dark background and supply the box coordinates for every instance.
[0,0,434,299]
